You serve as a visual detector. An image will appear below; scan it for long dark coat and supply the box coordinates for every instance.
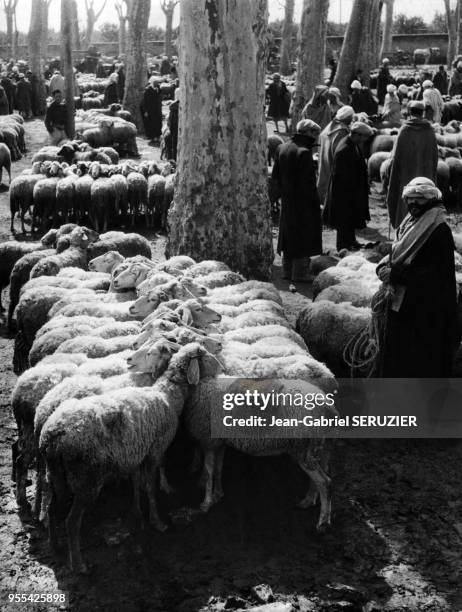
[266,81,290,120]
[1,77,14,113]
[323,135,370,231]
[0,86,9,115]
[375,222,458,377]
[377,66,393,104]
[103,81,119,107]
[15,79,31,115]
[140,86,163,139]
[272,134,322,259]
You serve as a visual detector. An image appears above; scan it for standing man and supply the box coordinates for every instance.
[373,177,458,377]
[385,101,438,229]
[272,119,322,282]
[377,58,394,105]
[166,88,180,161]
[323,121,374,251]
[141,77,163,146]
[449,61,462,96]
[422,79,444,124]
[433,65,448,95]
[15,73,31,119]
[44,90,68,144]
[49,69,64,95]
[266,73,290,134]
[103,73,119,107]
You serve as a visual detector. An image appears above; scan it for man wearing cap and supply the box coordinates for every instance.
[386,100,438,228]
[140,76,163,146]
[317,105,354,207]
[449,61,462,96]
[350,80,378,115]
[381,83,402,127]
[49,69,64,95]
[15,73,31,119]
[44,90,68,144]
[373,177,458,377]
[266,73,290,134]
[377,58,394,106]
[323,121,373,251]
[433,65,448,96]
[103,72,119,107]
[272,119,322,282]
[422,80,444,124]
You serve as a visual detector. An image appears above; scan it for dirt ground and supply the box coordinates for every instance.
[0,119,462,612]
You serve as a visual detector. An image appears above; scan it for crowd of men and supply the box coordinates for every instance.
[270,61,459,378]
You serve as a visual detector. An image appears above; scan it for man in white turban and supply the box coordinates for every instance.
[422,79,444,124]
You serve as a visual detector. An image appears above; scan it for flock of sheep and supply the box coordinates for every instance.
[6,222,342,573]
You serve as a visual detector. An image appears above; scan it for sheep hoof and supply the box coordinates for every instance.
[316,520,331,534]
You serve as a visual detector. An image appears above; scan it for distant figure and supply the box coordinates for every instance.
[141,77,163,145]
[1,72,14,112]
[433,65,448,96]
[301,85,331,131]
[116,63,125,102]
[96,60,106,78]
[350,80,379,115]
[15,73,31,119]
[449,62,462,97]
[422,80,444,124]
[44,90,68,144]
[327,87,343,119]
[381,84,402,127]
[323,121,374,251]
[166,88,179,161]
[160,56,172,76]
[327,58,337,85]
[49,70,64,95]
[374,177,458,378]
[266,73,290,133]
[377,58,393,105]
[104,73,119,107]
[386,101,438,228]
[0,85,9,115]
[272,119,322,282]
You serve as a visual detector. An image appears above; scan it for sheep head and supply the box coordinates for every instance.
[68,226,99,248]
[133,319,178,350]
[113,262,153,290]
[126,336,180,378]
[88,250,125,273]
[176,300,221,328]
[136,272,177,296]
[166,342,219,386]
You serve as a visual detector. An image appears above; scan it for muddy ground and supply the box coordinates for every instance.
[0,119,462,612]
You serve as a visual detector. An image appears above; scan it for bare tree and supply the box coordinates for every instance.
[167,0,273,279]
[279,0,295,75]
[28,0,51,115]
[123,0,150,130]
[445,0,462,66]
[291,0,329,127]
[357,0,383,86]
[380,0,395,59]
[115,0,130,57]
[61,0,75,137]
[69,0,81,50]
[83,0,107,48]
[160,0,179,59]
[3,0,19,58]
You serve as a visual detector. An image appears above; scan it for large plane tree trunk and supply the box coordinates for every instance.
[28,0,49,115]
[122,0,150,131]
[357,0,383,86]
[167,0,273,280]
[291,0,329,128]
[61,0,75,138]
[279,0,295,76]
[380,0,394,59]
[161,0,179,60]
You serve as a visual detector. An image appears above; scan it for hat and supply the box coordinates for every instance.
[382,58,390,64]
[422,80,433,89]
[18,73,24,79]
[335,105,355,121]
[386,83,397,93]
[398,84,408,95]
[273,72,281,80]
[350,121,374,136]
[109,72,118,83]
[295,119,321,134]
[458,62,462,69]
[402,177,442,201]
[351,80,362,90]
[329,86,341,98]
[408,100,425,111]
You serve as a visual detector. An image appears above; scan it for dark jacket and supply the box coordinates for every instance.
[323,135,370,230]
[103,81,119,107]
[351,88,378,115]
[0,86,9,115]
[15,79,31,114]
[266,81,290,120]
[433,70,448,95]
[272,134,322,258]
[44,100,67,132]
[1,77,14,112]
[117,69,125,102]
[377,66,393,104]
[375,222,458,377]
[140,85,163,139]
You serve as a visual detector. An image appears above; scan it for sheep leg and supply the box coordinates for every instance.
[15,431,33,510]
[200,449,216,513]
[11,440,18,482]
[159,465,175,494]
[212,446,225,503]
[35,453,46,520]
[20,207,26,235]
[143,460,167,531]
[10,209,15,233]
[294,450,332,531]
[130,469,144,526]
[66,494,91,574]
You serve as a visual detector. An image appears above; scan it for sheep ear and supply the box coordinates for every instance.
[179,306,193,326]
[186,358,200,385]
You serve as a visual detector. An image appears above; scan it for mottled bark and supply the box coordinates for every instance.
[333,0,368,99]
[122,0,150,131]
[161,0,178,60]
[70,0,81,50]
[61,0,75,138]
[357,0,382,86]
[292,0,329,127]
[445,0,458,69]
[167,0,273,280]
[458,0,462,56]
[380,0,394,59]
[84,0,107,48]
[28,0,49,114]
[115,0,129,57]
[279,0,295,76]
[3,0,18,58]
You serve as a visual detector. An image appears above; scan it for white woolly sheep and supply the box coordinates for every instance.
[315,280,380,308]
[86,232,152,261]
[184,260,231,278]
[193,270,246,289]
[312,263,377,298]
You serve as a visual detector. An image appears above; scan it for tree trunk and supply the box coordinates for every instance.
[118,16,127,56]
[85,10,96,48]
[167,0,273,280]
[333,0,368,99]
[28,0,48,115]
[445,0,458,68]
[13,8,18,59]
[122,0,150,131]
[380,0,394,59]
[456,0,462,57]
[164,9,174,58]
[357,0,382,87]
[292,0,329,128]
[61,0,75,138]
[70,0,81,50]
[6,10,13,58]
[279,0,295,76]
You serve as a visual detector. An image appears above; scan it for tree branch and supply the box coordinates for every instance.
[95,0,107,21]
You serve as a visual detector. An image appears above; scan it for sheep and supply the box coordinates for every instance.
[88,250,125,274]
[367,151,390,183]
[136,272,180,295]
[184,260,231,278]
[31,146,62,164]
[0,141,11,185]
[131,278,207,311]
[30,227,99,279]
[205,285,282,307]
[86,232,152,261]
[112,261,157,291]
[89,177,116,232]
[147,174,166,227]
[161,173,175,230]
[207,298,284,318]
[55,173,78,224]
[125,171,148,226]
[21,271,110,295]
[192,270,246,289]
[40,343,215,572]
[308,255,340,277]
[224,323,307,348]
[29,320,141,366]
[32,166,62,231]
[74,173,94,223]
[312,262,377,298]
[296,300,371,374]
[153,255,196,273]
[315,281,378,307]
[109,172,128,221]
[36,315,118,340]
[55,335,136,358]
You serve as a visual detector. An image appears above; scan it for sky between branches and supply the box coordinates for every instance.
[0,0,442,33]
